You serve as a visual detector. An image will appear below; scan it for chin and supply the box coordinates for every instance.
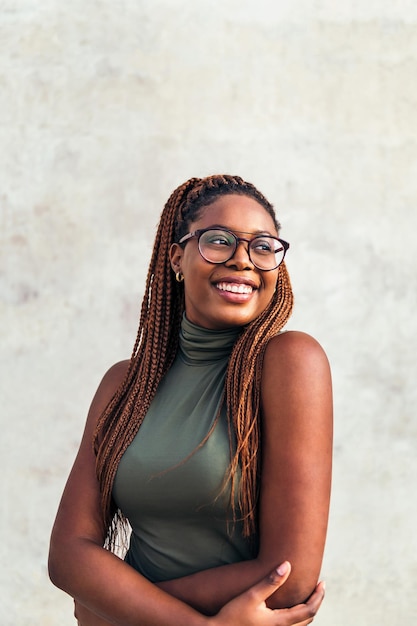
[213,312,258,330]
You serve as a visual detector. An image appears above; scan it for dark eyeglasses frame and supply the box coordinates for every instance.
[178,228,290,271]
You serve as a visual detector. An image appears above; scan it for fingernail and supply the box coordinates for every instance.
[276,561,289,576]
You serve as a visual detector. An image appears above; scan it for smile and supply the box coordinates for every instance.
[215,282,254,294]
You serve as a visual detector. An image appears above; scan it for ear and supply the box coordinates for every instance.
[169,243,183,273]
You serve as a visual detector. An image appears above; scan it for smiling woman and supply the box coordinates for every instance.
[49,175,332,626]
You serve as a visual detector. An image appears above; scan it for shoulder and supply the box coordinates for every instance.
[99,359,131,390]
[264,330,330,369]
[260,331,333,438]
[87,359,131,427]
[262,331,331,392]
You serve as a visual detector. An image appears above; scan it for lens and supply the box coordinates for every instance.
[198,229,287,270]
[249,236,285,270]
[199,229,236,263]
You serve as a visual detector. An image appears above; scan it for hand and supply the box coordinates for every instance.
[211,561,325,626]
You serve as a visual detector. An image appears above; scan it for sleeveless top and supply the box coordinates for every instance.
[112,316,255,582]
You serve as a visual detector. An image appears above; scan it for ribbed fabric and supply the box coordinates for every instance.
[112,316,253,582]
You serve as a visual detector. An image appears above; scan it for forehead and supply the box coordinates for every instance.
[190,194,278,234]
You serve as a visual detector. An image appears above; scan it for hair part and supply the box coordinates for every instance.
[93,174,293,550]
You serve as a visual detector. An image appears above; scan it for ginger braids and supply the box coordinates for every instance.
[93,174,294,548]
[224,265,293,537]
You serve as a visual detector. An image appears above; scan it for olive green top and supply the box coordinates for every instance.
[112,316,254,582]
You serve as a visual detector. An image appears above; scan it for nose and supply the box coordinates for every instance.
[224,239,254,270]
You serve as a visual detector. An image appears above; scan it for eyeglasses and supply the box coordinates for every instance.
[178,228,289,271]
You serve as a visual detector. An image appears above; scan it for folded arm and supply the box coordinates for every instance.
[156,331,333,614]
[49,328,332,624]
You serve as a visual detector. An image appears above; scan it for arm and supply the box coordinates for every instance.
[155,331,333,613]
[48,361,207,626]
[75,564,326,626]
[258,330,333,607]
[49,359,327,626]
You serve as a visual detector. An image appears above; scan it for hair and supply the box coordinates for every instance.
[93,174,294,550]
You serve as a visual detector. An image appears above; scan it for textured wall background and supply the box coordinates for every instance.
[1,1,416,624]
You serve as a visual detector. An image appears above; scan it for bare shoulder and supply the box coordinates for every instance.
[260,330,333,461]
[262,331,332,402]
[96,359,131,397]
[263,330,330,373]
[86,359,131,428]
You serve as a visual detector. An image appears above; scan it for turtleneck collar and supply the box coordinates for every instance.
[178,315,242,365]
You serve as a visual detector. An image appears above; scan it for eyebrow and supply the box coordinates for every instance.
[203,224,277,237]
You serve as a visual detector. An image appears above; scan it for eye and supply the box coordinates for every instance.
[202,230,234,247]
[251,237,276,254]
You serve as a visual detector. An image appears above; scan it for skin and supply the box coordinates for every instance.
[49,193,332,626]
[170,195,280,330]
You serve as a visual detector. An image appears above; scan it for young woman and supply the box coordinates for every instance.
[49,175,333,626]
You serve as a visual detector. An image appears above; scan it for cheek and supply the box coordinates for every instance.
[260,278,278,310]
[265,274,278,294]
[181,246,204,275]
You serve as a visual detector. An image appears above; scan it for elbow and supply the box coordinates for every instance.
[48,530,104,595]
[48,532,80,592]
[48,543,66,590]
[266,577,318,610]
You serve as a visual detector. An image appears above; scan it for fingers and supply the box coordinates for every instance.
[268,561,292,588]
[278,581,326,626]
[305,581,326,616]
[213,565,325,626]
[251,563,326,620]
[245,561,292,604]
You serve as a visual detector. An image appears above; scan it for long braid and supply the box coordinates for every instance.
[94,174,294,549]
[94,177,200,548]
[225,263,293,537]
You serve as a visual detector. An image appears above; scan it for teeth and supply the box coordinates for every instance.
[216,282,253,294]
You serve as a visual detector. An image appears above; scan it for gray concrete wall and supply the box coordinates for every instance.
[1,1,416,624]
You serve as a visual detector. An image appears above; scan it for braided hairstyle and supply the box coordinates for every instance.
[94,174,294,549]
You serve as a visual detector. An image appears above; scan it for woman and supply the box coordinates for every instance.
[49,175,333,626]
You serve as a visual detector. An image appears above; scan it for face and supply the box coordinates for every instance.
[170,194,280,330]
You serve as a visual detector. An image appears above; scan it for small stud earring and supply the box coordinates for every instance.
[175,271,184,283]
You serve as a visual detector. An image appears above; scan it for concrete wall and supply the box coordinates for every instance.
[1,1,416,623]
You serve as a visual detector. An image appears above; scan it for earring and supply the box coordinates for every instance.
[175,271,184,283]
